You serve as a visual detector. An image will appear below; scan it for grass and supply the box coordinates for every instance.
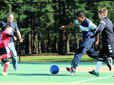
[17,54,97,62]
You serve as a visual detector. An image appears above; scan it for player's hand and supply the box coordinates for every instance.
[13,36,17,41]
[59,26,65,30]
[19,38,24,43]
[95,40,99,46]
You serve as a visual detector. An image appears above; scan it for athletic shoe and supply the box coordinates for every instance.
[105,57,113,71]
[66,67,75,75]
[89,70,99,76]
[2,72,8,76]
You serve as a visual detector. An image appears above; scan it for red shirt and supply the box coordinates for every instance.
[0,31,10,48]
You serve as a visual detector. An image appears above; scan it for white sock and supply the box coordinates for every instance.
[95,61,102,72]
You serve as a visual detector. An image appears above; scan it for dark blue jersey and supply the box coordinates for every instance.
[74,18,97,41]
[97,17,114,44]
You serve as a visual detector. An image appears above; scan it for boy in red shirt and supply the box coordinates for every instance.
[0,24,16,75]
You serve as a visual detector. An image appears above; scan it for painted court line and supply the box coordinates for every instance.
[72,75,113,83]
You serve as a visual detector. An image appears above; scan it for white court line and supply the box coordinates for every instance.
[72,75,113,83]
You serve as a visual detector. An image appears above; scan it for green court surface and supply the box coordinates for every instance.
[0,62,114,83]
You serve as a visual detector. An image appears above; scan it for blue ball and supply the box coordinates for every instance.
[50,65,59,74]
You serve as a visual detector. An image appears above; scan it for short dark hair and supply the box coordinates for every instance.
[4,23,13,29]
[76,11,85,17]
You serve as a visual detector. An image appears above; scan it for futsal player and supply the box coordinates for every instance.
[60,10,112,74]
[89,7,114,76]
[0,24,16,75]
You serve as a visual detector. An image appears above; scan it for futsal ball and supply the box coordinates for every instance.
[50,65,59,74]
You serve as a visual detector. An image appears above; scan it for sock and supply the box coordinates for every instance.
[0,54,8,59]
[95,61,102,72]
[8,52,12,58]
[3,62,10,73]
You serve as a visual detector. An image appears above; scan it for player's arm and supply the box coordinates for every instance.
[15,23,23,42]
[91,20,106,38]
[6,34,13,38]
[91,28,100,46]
[60,23,76,30]
[6,34,17,41]
[89,22,99,46]
[95,32,99,46]
[15,30,23,42]
[91,31,99,38]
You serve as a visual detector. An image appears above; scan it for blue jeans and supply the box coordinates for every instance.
[8,42,18,70]
[71,39,98,71]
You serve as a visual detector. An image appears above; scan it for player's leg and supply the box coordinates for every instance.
[89,45,113,76]
[86,48,102,76]
[98,45,113,71]
[1,48,12,67]
[89,61,102,76]
[2,59,10,76]
[86,48,99,59]
[66,40,94,74]
[66,46,86,74]
[2,47,12,76]
[0,54,10,59]
[105,44,114,71]
[95,61,102,72]
[0,48,11,59]
[8,42,18,70]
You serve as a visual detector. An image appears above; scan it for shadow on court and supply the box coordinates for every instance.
[8,73,72,76]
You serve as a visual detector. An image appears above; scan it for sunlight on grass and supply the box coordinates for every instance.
[17,54,96,62]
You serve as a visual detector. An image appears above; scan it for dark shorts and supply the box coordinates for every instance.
[99,43,114,59]
[108,44,114,59]
[0,47,10,63]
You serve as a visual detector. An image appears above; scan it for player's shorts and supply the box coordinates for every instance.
[99,43,114,60]
[108,43,114,59]
[0,47,10,63]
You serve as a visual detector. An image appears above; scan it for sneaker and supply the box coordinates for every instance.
[105,57,113,71]
[89,70,99,76]
[66,67,75,75]
[2,72,8,76]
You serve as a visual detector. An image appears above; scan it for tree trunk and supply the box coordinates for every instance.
[58,30,64,55]
[52,37,57,53]
[29,32,32,54]
[67,38,70,54]
[34,33,38,54]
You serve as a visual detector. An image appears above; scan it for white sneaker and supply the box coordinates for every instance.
[2,72,8,76]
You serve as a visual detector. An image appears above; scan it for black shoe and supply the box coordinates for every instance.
[89,70,99,76]
[105,57,113,71]
[66,67,75,75]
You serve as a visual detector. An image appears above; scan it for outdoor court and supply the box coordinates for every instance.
[0,62,114,85]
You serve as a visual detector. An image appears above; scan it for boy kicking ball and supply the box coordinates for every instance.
[0,24,16,76]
